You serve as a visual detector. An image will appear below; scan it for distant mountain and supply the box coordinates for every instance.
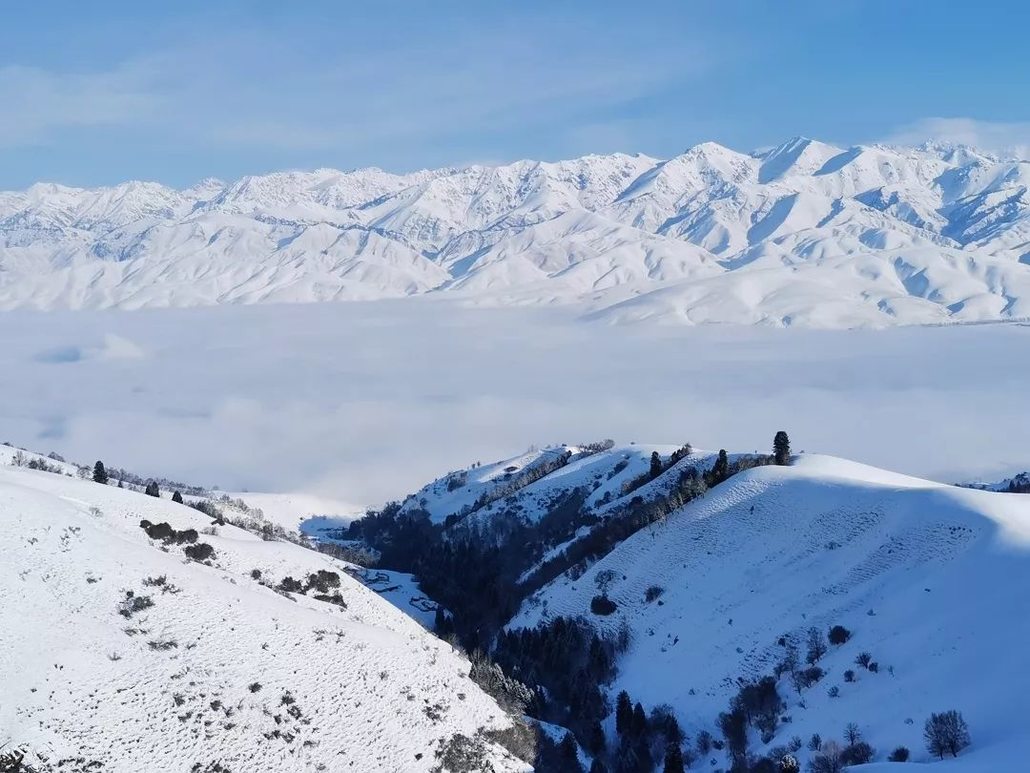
[3,139,1030,326]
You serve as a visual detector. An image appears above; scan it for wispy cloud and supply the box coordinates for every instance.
[885,117,1030,159]
[0,16,707,160]
[0,64,160,145]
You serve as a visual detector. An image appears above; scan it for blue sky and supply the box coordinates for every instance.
[2,0,1029,188]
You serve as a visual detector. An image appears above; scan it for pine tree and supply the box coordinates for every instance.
[632,702,648,738]
[615,691,633,736]
[650,451,662,480]
[145,481,160,498]
[589,760,608,773]
[774,431,791,465]
[557,733,583,773]
[663,743,686,773]
[92,461,108,485]
[172,491,184,504]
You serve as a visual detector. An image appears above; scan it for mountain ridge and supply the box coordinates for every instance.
[3,138,1030,326]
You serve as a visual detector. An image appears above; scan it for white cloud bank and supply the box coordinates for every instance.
[1,301,1026,506]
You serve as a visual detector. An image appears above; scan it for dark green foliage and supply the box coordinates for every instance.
[616,691,633,736]
[644,585,664,603]
[591,595,617,615]
[840,741,874,765]
[773,431,791,465]
[662,743,685,773]
[145,480,160,498]
[493,617,619,739]
[305,570,341,593]
[706,450,730,486]
[279,576,305,593]
[93,460,109,484]
[172,491,184,504]
[718,708,748,767]
[139,519,198,545]
[827,624,851,645]
[649,451,662,480]
[730,676,784,738]
[924,710,970,758]
[888,746,909,762]
[184,542,215,562]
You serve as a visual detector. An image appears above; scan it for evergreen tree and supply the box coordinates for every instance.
[145,481,160,498]
[92,460,109,485]
[557,734,583,773]
[649,451,662,480]
[585,720,606,756]
[774,431,791,466]
[589,760,608,773]
[707,449,729,485]
[631,702,648,738]
[172,491,184,504]
[615,691,633,736]
[663,743,686,773]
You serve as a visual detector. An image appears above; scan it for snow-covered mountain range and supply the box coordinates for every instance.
[4,138,1030,327]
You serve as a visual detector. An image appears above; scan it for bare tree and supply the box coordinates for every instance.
[924,710,970,759]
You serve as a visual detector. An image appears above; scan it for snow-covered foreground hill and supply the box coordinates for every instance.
[4,139,1030,327]
[504,453,1030,769]
[0,455,529,772]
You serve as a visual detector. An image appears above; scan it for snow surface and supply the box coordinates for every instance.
[0,461,528,772]
[4,139,1030,327]
[509,454,1030,769]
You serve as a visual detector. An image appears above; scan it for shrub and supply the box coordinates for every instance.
[855,651,873,669]
[279,576,305,594]
[841,741,874,765]
[117,591,154,618]
[791,665,824,692]
[807,734,821,751]
[250,569,262,580]
[808,741,844,773]
[924,709,970,758]
[827,685,839,698]
[888,746,910,762]
[843,669,855,683]
[827,625,851,645]
[590,595,617,615]
[306,570,341,594]
[184,542,216,562]
[868,661,879,673]
[644,585,665,603]
[806,627,828,664]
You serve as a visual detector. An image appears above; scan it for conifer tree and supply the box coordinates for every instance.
[145,481,160,498]
[92,461,108,485]
[774,431,791,465]
[615,691,633,736]
[650,451,662,480]
[663,743,686,773]
[172,491,184,504]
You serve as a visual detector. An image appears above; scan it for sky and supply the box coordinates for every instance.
[2,0,1030,188]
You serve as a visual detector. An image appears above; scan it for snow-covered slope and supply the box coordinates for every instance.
[4,139,1030,327]
[508,454,1030,768]
[0,462,528,772]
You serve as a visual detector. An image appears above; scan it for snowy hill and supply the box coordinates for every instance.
[506,453,1030,769]
[4,139,1030,326]
[0,459,529,771]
